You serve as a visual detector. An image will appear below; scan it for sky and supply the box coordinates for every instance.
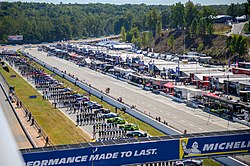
[1,0,247,5]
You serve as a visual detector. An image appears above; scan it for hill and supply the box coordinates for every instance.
[152,30,250,61]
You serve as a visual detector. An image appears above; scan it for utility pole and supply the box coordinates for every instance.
[183,27,186,54]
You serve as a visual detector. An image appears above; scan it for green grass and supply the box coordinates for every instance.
[243,22,250,34]
[203,158,222,166]
[0,63,91,145]
[30,58,165,136]
[213,23,231,35]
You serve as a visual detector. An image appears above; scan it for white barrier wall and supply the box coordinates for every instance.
[21,50,180,135]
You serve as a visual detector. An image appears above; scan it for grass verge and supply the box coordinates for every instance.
[213,23,231,35]
[203,158,222,166]
[0,63,92,145]
[30,58,165,136]
[243,22,250,34]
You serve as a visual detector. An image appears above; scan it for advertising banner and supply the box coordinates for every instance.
[179,134,250,160]
[23,140,179,166]
[22,133,250,166]
[8,35,23,41]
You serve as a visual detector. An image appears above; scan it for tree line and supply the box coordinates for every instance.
[0,1,247,44]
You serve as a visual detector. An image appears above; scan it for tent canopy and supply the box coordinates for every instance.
[164,82,174,89]
[206,92,219,98]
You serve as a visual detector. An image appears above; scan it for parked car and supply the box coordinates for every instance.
[94,108,110,114]
[174,161,184,166]
[102,112,118,119]
[84,101,97,106]
[89,103,103,109]
[119,123,139,131]
[107,117,125,124]
[174,159,202,166]
[126,131,147,138]
[183,159,202,166]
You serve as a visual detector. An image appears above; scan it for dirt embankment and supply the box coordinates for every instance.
[152,30,250,61]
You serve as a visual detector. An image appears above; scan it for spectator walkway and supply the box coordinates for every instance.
[13,102,46,147]
[0,73,46,148]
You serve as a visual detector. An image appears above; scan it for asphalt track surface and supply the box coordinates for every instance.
[26,48,250,134]
[0,83,32,149]
[1,45,249,165]
[26,48,250,165]
[228,22,246,35]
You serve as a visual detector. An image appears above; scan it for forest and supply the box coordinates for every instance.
[0,1,247,44]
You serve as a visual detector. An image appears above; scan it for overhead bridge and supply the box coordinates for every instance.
[21,129,250,166]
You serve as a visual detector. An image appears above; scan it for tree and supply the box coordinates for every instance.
[207,23,214,38]
[126,27,140,42]
[131,35,136,44]
[227,3,245,18]
[170,2,184,29]
[156,21,162,37]
[161,10,170,29]
[147,31,154,48]
[190,18,198,38]
[235,35,247,57]
[197,42,204,52]
[141,32,149,48]
[168,35,175,51]
[197,18,207,37]
[135,37,142,49]
[227,3,237,18]
[227,35,248,60]
[125,12,134,30]
[246,0,250,31]
[146,8,161,36]
[184,1,198,27]
[120,26,126,42]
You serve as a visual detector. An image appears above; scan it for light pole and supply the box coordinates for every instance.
[183,27,186,54]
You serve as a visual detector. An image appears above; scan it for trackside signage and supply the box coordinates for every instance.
[23,140,178,166]
[179,133,250,160]
[22,133,250,166]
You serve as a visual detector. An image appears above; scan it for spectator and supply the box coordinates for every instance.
[27,112,32,122]
[37,129,41,138]
[45,136,49,147]
[30,118,35,126]
[16,100,19,108]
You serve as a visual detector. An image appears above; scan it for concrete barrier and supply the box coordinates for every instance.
[233,117,250,127]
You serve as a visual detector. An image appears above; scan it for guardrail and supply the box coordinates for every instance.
[0,69,53,147]
[0,80,36,148]
[21,50,180,135]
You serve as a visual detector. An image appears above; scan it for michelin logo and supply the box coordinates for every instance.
[182,141,201,154]
[203,141,250,151]
[180,139,250,159]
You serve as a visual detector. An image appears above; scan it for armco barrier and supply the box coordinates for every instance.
[21,50,180,135]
